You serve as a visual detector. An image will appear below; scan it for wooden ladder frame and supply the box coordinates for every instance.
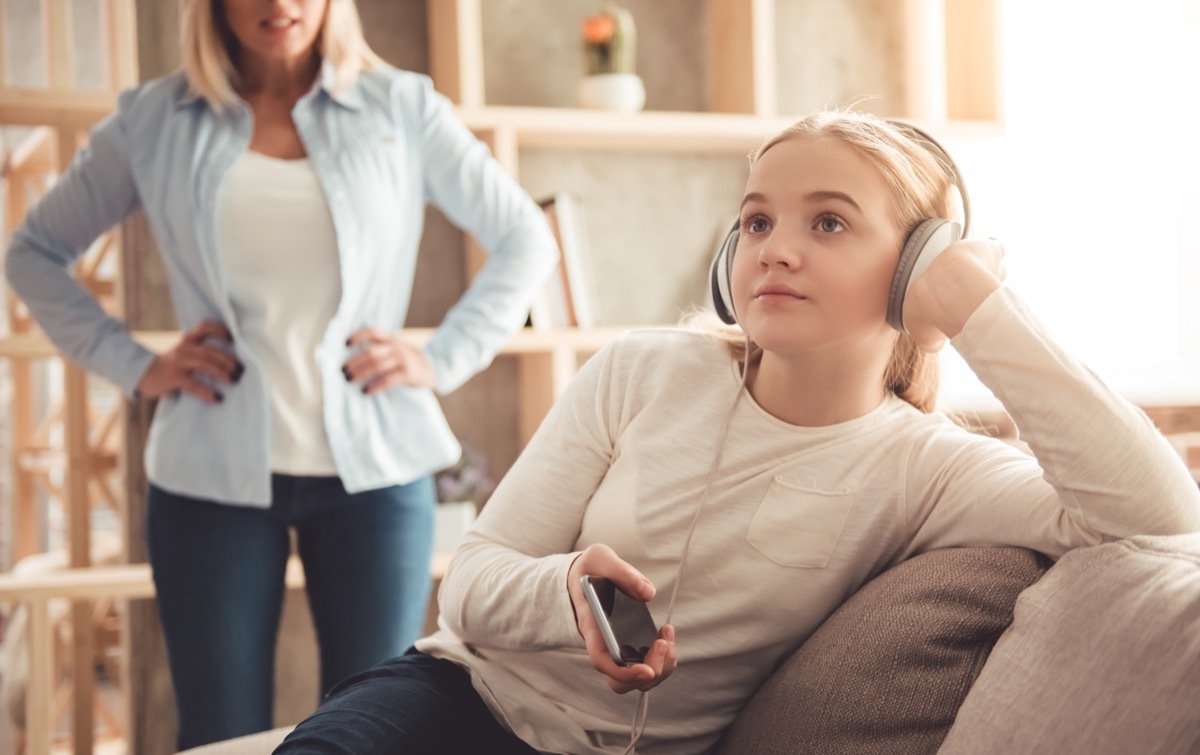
[1,1,137,753]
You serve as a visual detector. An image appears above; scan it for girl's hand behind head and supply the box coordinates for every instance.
[902,237,1006,352]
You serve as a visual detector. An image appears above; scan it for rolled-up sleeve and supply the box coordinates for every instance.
[5,89,157,396]
[412,78,558,394]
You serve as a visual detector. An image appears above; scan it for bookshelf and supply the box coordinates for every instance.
[432,0,1003,120]
[433,0,1002,133]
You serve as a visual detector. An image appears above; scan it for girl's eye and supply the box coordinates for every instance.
[816,215,845,233]
[743,216,769,234]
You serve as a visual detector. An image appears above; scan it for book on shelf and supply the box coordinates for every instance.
[529,193,597,330]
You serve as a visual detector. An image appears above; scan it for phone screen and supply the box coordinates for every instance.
[581,575,660,666]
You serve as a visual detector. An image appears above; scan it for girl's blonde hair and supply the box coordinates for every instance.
[698,110,961,414]
[180,0,384,110]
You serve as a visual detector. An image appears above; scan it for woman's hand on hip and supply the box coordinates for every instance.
[567,544,678,695]
[902,237,1006,352]
[135,320,241,403]
[343,327,436,394]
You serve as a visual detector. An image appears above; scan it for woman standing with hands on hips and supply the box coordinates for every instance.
[5,0,558,749]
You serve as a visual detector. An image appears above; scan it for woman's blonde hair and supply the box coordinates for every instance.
[180,0,384,110]
[698,110,961,414]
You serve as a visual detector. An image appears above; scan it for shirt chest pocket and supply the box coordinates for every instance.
[746,477,856,568]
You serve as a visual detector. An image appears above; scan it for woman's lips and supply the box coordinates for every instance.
[261,17,297,32]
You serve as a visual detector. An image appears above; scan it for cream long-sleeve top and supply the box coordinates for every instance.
[416,286,1200,755]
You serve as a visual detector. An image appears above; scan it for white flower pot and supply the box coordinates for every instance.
[577,73,646,113]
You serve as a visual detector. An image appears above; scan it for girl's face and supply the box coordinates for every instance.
[221,0,328,68]
[731,135,903,357]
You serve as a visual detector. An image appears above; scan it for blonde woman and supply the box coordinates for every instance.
[5,0,557,748]
[273,111,1200,754]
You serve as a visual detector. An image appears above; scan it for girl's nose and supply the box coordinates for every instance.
[758,228,803,269]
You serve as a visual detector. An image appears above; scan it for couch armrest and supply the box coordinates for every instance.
[178,726,294,754]
[939,534,1200,754]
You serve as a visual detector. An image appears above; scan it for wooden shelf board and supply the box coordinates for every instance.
[0,553,452,603]
[16,448,117,473]
[0,85,1000,153]
[0,88,115,128]
[0,564,156,602]
[457,105,1003,152]
[457,105,797,153]
[0,327,627,359]
[503,326,628,353]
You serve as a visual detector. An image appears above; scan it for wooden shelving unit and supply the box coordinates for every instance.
[1,3,138,753]
[0,1,1004,753]
[426,0,1004,232]
[432,0,1002,146]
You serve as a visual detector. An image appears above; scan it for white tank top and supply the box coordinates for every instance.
[215,150,340,475]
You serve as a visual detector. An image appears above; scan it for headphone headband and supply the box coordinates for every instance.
[886,120,972,238]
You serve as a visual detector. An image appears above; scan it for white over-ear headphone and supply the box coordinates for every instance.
[709,120,972,333]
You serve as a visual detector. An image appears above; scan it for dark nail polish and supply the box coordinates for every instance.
[361,385,369,395]
[345,338,353,347]
[343,366,352,381]
[215,391,224,403]
[232,364,244,383]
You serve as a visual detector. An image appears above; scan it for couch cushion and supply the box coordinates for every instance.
[715,546,1047,755]
[938,534,1200,754]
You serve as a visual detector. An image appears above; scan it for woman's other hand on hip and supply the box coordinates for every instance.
[343,327,436,394]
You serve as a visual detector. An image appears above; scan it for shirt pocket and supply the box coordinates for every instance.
[746,476,855,568]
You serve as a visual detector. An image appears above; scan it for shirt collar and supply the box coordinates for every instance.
[316,59,365,111]
[175,83,204,110]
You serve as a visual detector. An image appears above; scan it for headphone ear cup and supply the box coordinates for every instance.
[709,221,741,324]
[887,218,963,332]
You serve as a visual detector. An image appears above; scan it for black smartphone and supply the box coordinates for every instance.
[580,575,660,667]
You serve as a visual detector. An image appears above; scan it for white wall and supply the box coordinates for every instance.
[939,0,1200,409]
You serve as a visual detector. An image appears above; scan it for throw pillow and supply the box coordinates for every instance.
[715,546,1048,755]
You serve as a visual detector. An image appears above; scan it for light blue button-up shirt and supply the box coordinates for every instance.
[5,64,558,506]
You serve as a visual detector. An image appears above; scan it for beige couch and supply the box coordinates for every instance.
[185,534,1200,754]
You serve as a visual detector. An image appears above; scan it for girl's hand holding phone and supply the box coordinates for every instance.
[566,543,678,694]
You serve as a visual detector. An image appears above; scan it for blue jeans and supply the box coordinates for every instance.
[274,649,539,754]
[147,474,436,750]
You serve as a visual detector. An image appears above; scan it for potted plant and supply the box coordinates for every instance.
[577,3,646,112]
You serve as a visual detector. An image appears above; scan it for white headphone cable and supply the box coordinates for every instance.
[621,340,753,754]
